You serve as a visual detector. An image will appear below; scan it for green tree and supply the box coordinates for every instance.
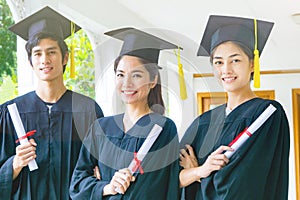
[0,76,17,103]
[0,0,17,82]
[64,30,96,99]
[0,0,17,104]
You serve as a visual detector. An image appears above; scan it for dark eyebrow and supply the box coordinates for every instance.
[131,69,145,73]
[116,69,145,73]
[32,46,59,54]
[213,53,241,60]
[229,53,241,58]
[213,56,222,60]
[116,69,124,73]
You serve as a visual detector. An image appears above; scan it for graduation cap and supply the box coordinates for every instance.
[104,27,181,64]
[197,15,274,88]
[9,6,81,78]
[8,6,81,41]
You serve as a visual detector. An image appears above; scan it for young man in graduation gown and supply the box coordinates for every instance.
[69,28,181,200]
[0,6,103,199]
[179,15,290,200]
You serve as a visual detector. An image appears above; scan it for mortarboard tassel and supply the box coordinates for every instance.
[253,19,260,88]
[174,47,187,100]
[70,22,76,79]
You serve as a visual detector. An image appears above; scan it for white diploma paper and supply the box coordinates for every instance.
[127,124,163,173]
[224,104,277,158]
[116,124,162,193]
[7,103,38,171]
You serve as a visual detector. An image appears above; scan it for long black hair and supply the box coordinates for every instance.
[114,55,165,115]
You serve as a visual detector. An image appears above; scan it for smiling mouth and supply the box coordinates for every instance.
[222,77,237,82]
[122,90,137,95]
[39,67,53,72]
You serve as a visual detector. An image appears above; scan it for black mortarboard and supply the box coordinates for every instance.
[197,15,274,56]
[8,6,81,41]
[104,27,180,64]
[197,15,274,88]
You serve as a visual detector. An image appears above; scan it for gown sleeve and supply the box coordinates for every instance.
[165,131,181,200]
[179,118,201,200]
[0,103,19,199]
[69,121,110,200]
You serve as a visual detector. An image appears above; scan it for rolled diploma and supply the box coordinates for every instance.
[7,103,38,171]
[127,124,162,173]
[116,124,162,193]
[224,104,277,158]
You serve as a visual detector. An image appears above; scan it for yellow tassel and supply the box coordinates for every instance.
[70,44,75,79]
[174,48,187,100]
[70,22,76,79]
[178,62,187,100]
[253,49,260,88]
[253,19,260,88]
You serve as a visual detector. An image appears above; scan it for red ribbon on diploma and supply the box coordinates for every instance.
[15,130,36,143]
[228,128,251,146]
[132,152,144,174]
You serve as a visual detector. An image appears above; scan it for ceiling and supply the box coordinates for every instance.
[31,0,300,73]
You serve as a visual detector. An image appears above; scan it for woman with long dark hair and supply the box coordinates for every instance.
[179,15,290,200]
[70,28,181,200]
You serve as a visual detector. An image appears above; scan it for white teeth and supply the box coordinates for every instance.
[40,67,51,71]
[223,77,235,81]
[123,91,135,95]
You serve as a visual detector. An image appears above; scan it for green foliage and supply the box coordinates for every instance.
[0,0,18,104]
[64,30,95,99]
[0,0,17,79]
[0,75,17,104]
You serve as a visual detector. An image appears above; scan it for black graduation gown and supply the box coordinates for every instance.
[0,90,103,200]
[70,113,180,200]
[180,98,290,200]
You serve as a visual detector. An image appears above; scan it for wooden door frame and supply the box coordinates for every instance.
[197,90,275,115]
[292,88,300,200]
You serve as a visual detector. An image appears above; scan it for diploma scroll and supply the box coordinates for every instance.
[116,124,163,193]
[127,124,163,174]
[7,103,38,171]
[224,104,277,158]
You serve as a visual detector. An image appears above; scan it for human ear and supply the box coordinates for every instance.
[63,52,69,66]
[150,75,158,89]
[250,59,254,73]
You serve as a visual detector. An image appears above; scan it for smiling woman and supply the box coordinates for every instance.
[69,27,181,200]
[179,15,290,200]
[114,56,156,105]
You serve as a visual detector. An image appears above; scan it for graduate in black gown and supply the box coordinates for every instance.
[69,28,181,200]
[179,15,290,200]
[0,6,103,200]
